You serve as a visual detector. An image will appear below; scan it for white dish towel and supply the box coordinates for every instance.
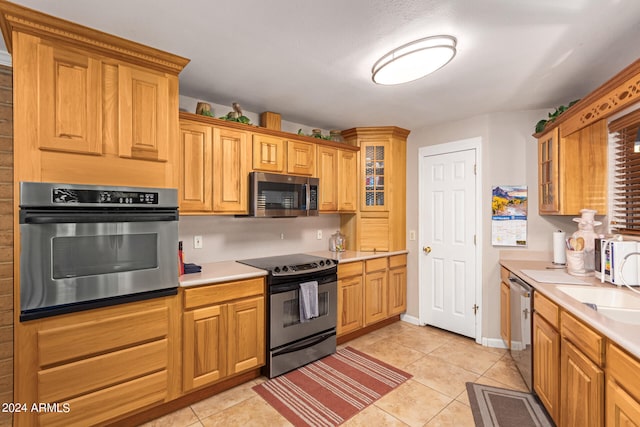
[299,281,319,322]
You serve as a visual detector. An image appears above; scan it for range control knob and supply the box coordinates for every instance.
[282,266,289,272]
[273,267,281,273]
[319,260,325,266]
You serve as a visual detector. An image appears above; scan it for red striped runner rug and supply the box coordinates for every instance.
[253,346,412,427]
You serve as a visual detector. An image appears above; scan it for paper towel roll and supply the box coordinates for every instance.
[553,231,567,264]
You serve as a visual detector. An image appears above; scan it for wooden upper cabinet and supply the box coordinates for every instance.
[3,1,189,186]
[213,127,249,213]
[317,146,338,211]
[118,65,170,162]
[538,128,559,213]
[252,134,285,172]
[37,43,102,155]
[538,120,607,215]
[338,149,358,212]
[287,140,315,175]
[179,121,213,212]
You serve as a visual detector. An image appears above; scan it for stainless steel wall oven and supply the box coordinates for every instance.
[238,254,337,378]
[19,182,179,321]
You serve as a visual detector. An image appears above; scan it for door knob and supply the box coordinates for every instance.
[423,246,432,254]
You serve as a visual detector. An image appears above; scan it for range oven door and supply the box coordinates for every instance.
[269,274,337,350]
[19,211,178,320]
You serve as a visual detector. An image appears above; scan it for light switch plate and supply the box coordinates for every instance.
[317,230,323,240]
[194,235,203,249]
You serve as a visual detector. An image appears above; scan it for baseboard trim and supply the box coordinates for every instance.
[400,313,420,325]
[483,336,509,349]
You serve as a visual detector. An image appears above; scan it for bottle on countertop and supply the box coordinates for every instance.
[329,230,346,252]
[178,241,185,275]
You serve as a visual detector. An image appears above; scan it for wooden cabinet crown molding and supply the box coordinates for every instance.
[533,57,640,138]
[341,126,411,141]
[0,0,190,74]
[180,112,360,152]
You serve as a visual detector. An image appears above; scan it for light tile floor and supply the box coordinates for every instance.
[142,322,528,427]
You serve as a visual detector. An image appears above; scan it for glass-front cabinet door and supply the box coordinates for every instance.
[362,141,387,211]
[538,128,559,213]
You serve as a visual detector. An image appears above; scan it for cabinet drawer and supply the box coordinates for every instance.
[366,257,387,273]
[561,311,604,366]
[184,278,264,309]
[38,339,167,402]
[607,343,640,401]
[338,261,363,278]
[39,370,167,427]
[534,292,559,329]
[38,307,168,367]
[389,254,407,269]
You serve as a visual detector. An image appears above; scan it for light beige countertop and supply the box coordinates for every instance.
[179,250,409,287]
[179,261,267,287]
[500,259,640,360]
[307,250,409,263]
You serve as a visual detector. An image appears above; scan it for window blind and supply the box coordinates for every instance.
[610,109,640,234]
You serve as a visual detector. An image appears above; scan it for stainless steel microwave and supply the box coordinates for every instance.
[249,172,319,217]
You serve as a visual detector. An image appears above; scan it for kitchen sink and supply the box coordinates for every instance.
[556,285,640,325]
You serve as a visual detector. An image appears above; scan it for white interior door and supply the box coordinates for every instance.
[419,143,478,339]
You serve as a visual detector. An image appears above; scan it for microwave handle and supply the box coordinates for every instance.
[305,183,310,213]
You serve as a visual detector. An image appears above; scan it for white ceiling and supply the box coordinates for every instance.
[4,0,640,132]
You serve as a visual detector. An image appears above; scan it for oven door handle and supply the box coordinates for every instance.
[20,210,178,224]
[272,330,335,357]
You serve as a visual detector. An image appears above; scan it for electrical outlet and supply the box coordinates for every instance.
[317,230,323,240]
[280,233,285,240]
[409,230,416,241]
[194,235,203,249]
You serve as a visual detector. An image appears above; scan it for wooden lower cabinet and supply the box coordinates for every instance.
[183,305,227,390]
[387,254,407,316]
[532,312,560,424]
[364,258,388,325]
[182,278,265,392]
[561,339,604,427]
[337,261,364,336]
[500,279,510,347]
[606,343,640,427]
[337,255,406,338]
[14,296,180,427]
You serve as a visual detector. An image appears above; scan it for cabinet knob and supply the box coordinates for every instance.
[423,246,432,254]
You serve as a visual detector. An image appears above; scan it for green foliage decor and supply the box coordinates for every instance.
[535,99,580,134]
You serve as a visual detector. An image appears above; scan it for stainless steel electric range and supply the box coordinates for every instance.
[237,254,337,378]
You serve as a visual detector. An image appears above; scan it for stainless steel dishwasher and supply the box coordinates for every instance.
[509,273,533,391]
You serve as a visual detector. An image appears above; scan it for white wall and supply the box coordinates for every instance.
[179,95,331,136]
[179,214,341,265]
[406,110,578,342]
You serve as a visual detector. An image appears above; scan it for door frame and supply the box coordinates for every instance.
[418,137,483,343]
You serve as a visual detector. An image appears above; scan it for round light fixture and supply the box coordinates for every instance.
[371,35,457,85]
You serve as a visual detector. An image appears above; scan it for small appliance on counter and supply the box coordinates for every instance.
[595,237,640,286]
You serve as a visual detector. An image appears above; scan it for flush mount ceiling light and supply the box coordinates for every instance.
[371,35,457,85]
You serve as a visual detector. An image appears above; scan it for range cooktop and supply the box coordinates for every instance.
[237,254,337,277]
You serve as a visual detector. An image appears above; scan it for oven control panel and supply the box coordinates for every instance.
[271,259,337,277]
[53,188,159,205]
